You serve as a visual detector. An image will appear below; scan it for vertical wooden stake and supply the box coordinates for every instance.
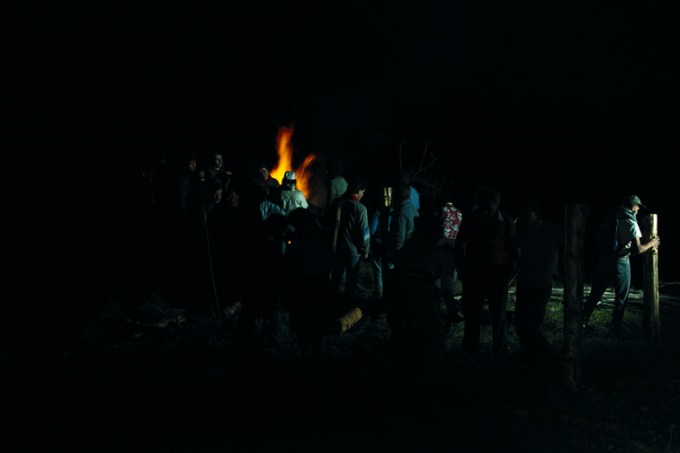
[642,214,660,340]
[563,204,587,393]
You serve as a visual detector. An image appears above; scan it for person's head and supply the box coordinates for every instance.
[394,183,411,204]
[282,171,296,189]
[441,192,458,211]
[211,181,224,204]
[475,186,501,218]
[347,180,368,201]
[258,166,270,181]
[212,152,223,169]
[517,197,540,227]
[187,159,197,172]
[625,194,646,214]
[398,170,411,186]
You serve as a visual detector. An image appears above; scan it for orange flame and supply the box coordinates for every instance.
[295,153,316,200]
[270,125,317,200]
[270,126,294,184]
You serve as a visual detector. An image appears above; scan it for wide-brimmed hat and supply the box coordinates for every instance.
[284,171,296,181]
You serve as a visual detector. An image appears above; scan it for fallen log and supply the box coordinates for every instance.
[337,307,363,334]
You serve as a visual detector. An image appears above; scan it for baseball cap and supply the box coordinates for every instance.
[628,195,647,209]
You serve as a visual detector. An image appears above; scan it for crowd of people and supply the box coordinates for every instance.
[132,150,659,369]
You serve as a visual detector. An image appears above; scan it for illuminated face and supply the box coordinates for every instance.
[213,188,223,204]
[632,204,640,215]
[213,154,223,169]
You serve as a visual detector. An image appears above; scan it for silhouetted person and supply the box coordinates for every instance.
[244,178,287,222]
[388,183,419,269]
[283,208,336,361]
[177,176,230,315]
[454,186,518,358]
[178,156,198,217]
[205,151,232,190]
[583,195,660,336]
[385,212,448,371]
[439,198,464,327]
[369,186,396,300]
[329,180,370,304]
[234,209,288,355]
[203,179,243,315]
[254,163,280,196]
[514,198,563,366]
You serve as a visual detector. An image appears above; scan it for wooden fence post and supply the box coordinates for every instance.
[563,204,587,393]
[642,214,660,340]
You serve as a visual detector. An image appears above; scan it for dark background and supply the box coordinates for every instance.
[4,0,679,314]
[3,5,679,450]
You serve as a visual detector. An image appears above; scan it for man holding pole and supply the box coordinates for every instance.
[583,195,660,336]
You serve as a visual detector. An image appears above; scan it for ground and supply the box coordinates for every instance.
[5,264,680,453]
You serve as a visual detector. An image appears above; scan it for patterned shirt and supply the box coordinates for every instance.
[441,203,463,240]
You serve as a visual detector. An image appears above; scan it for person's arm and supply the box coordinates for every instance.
[370,210,380,236]
[331,202,342,253]
[298,191,309,209]
[359,207,370,259]
[392,211,407,252]
[635,235,660,255]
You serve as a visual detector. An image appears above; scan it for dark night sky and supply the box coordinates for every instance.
[4,1,680,278]
[6,2,678,132]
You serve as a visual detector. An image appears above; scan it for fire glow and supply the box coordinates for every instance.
[270,125,317,199]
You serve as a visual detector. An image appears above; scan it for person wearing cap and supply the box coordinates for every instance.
[583,195,660,335]
[278,171,308,215]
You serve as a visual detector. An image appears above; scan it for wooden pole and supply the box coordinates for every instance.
[642,214,660,340]
[563,204,587,393]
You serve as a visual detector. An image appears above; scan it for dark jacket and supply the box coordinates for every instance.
[455,209,519,277]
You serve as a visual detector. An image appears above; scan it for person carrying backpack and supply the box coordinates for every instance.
[583,195,660,335]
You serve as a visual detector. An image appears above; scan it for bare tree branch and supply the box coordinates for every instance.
[397,140,453,206]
